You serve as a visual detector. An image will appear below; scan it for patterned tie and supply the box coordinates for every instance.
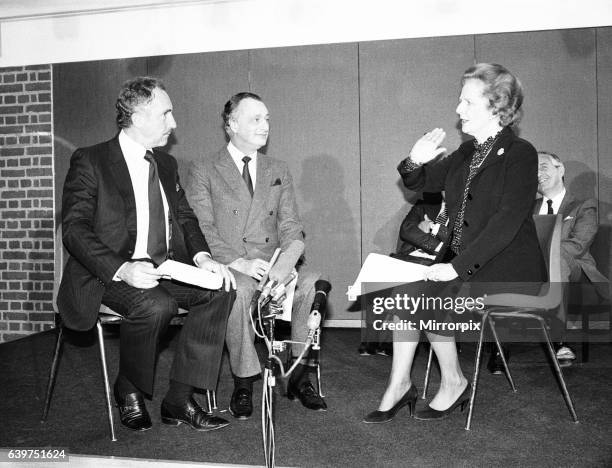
[546,199,554,214]
[144,151,167,265]
[450,133,500,254]
[434,202,448,226]
[242,155,254,197]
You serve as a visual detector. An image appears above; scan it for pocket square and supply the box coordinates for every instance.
[564,216,574,221]
[271,178,281,186]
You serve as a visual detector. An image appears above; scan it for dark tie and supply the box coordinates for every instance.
[546,199,554,215]
[242,155,254,197]
[144,151,167,265]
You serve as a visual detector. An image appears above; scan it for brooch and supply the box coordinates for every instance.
[497,148,505,156]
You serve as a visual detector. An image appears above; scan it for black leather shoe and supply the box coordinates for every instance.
[229,387,253,420]
[363,384,417,423]
[487,346,510,375]
[161,397,229,431]
[376,343,393,356]
[287,380,327,411]
[113,383,152,431]
[358,342,378,356]
[414,383,471,421]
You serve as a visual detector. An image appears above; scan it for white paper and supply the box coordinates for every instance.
[156,259,223,290]
[347,253,429,301]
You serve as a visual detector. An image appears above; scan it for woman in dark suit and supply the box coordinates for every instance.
[364,63,546,423]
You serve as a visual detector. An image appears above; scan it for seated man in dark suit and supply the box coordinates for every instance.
[535,150,609,364]
[393,191,449,265]
[58,77,236,433]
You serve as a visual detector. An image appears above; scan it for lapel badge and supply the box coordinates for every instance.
[176,183,180,192]
[497,148,505,156]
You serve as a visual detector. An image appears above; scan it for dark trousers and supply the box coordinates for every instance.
[101,279,235,395]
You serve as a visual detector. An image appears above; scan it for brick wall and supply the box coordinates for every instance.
[0,65,55,343]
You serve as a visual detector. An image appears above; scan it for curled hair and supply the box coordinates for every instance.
[222,92,263,132]
[462,63,523,126]
[116,77,166,129]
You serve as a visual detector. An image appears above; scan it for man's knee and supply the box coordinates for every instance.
[133,287,177,325]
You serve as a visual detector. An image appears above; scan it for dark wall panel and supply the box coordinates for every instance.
[476,29,598,202]
[53,58,147,225]
[147,51,250,182]
[249,44,361,320]
[359,36,475,259]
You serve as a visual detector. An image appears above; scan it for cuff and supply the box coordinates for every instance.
[112,262,129,281]
[193,251,212,267]
[399,157,422,173]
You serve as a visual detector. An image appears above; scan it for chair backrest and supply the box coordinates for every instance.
[533,214,563,310]
[533,214,562,284]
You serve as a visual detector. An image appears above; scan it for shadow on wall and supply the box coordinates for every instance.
[298,154,359,315]
[566,160,597,202]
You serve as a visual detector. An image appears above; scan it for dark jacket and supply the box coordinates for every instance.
[57,136,210,330]
[398,126,546,283]
[395,198,447,262]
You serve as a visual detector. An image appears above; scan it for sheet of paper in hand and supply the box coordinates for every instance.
[156,260,223,290]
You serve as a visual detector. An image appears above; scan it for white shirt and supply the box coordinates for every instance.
[538,188,566,215]
[118,130,170,260]
[227,141,257,188]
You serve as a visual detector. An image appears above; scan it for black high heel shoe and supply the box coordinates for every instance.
[363,384,418,424]
[414,383,471,421]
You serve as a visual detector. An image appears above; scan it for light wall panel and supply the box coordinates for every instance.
[476,29,598,202]
[249,44,361,320]
[596,27,612,226]
[148,51,250,181]
[359,36,475,260]
[595,26,612,276]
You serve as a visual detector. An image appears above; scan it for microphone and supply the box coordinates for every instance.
[249,248,281,312]
[259,271,297,307]
[306,280,332,339]
[310,279,332,314]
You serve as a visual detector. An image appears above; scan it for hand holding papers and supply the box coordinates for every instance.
[156,259,223,290]
[347,253,429,301]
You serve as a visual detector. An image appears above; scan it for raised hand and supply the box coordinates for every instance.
[409,128,447,165]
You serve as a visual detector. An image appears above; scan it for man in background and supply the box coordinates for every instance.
[534,150,609,365]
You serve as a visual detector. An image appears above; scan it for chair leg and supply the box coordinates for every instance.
[422,345,433,400]
[581,307,589,363]
[211,390,218,410]
[204,390,218,414]
[536,317,579,423]
[465,311,488,430]
[96,321,117,442]
[487,316,516,392]
[314,348,324,398]
[41,325,64,422]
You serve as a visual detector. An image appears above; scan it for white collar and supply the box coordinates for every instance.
[227,141,257,167]
[119,129,150,161]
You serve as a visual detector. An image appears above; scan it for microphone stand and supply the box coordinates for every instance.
[256,298,320,468]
